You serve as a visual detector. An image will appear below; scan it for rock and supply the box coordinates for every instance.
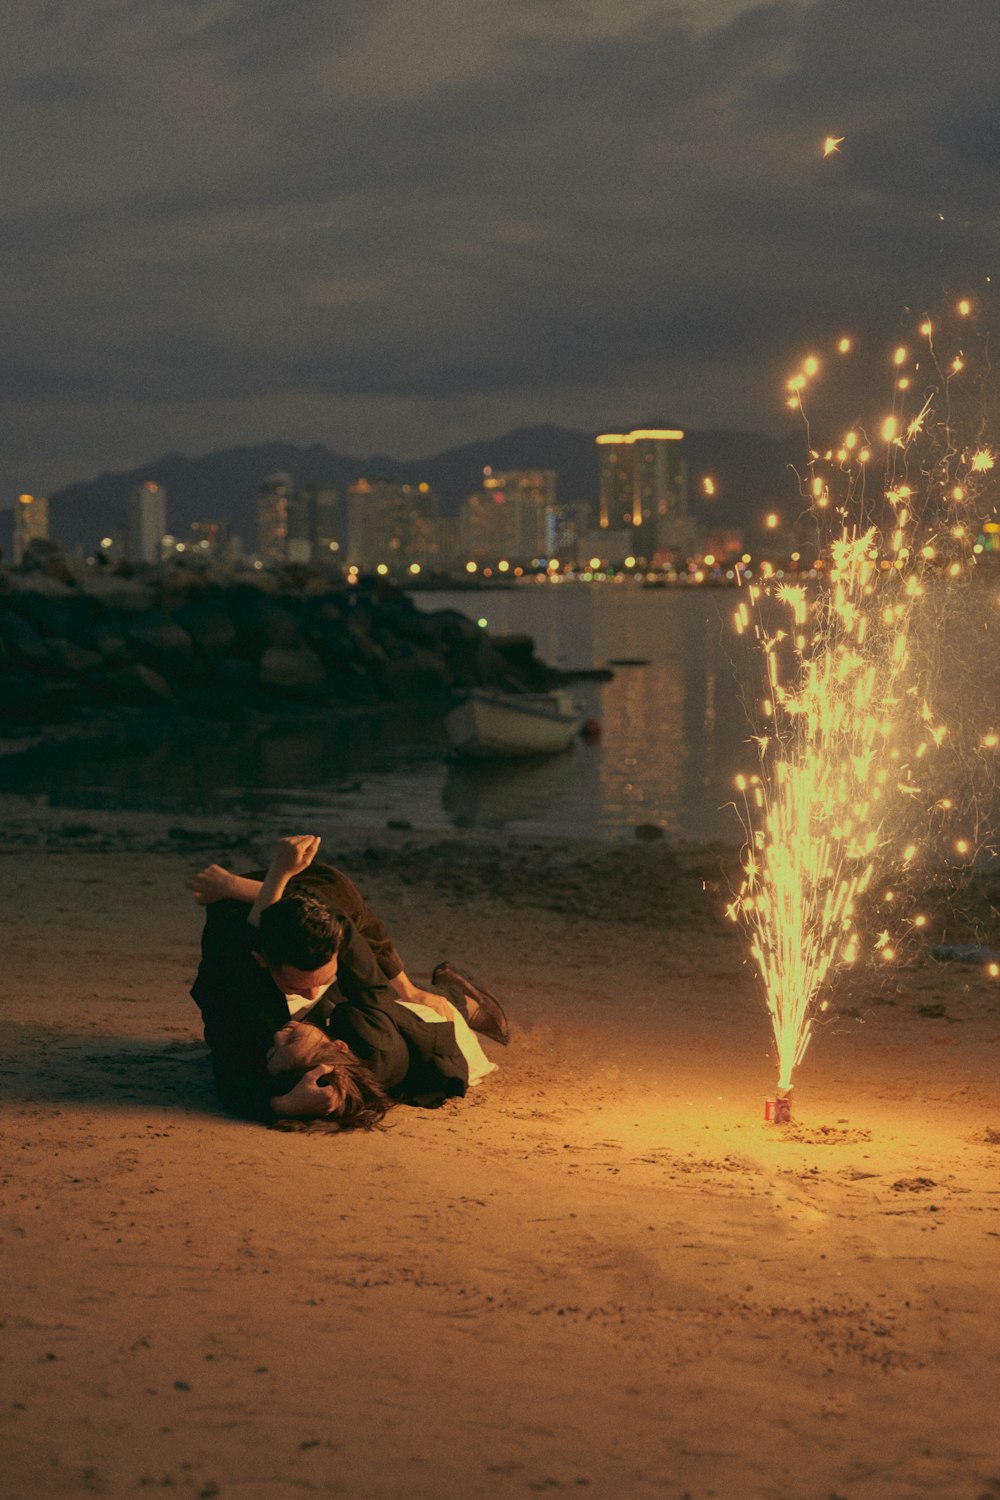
[78,572,154,613]
[0,609,53,669]
[175,600,238,656]
[1,677,89,722]
[45,637,104,675]
[230,589,301,650]
[215,658,256,693]
[490,634,557,689]
[258,646,327,694]
[90,622,133,663]
[19,537,80,585]
[9,591,100,646]
[100,663,175,704]
[121,612,194,671]
[381,648,453,699]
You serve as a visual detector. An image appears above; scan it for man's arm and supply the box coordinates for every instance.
[248,834,322,927]
[190,839,447,1009]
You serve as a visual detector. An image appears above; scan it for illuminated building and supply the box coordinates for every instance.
[461,468,556,563]
[13,493,49,565]
[257,472,293,565]
[345,479,439,568]
[126,480,167,564]
[596,429,688,555]
[188,520,234,559]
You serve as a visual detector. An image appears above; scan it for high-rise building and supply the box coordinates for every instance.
[126,480,167,563]
[461,468,557,564]
[257,472,293,565]
[345,479,439,568]
[596,429,688,555]
[13,493,49,565]
[296,484,342,564]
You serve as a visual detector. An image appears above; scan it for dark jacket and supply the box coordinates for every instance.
[190,863,468,1118]
[327,991,469,1108]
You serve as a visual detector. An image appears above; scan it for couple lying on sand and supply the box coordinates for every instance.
[189,835,509,1131]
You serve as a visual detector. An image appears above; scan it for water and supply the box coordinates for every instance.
[7,574,999,843]
[415,584,751,842]
[0,584,756,843]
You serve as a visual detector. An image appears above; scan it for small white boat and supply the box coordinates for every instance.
[445,688,584,759]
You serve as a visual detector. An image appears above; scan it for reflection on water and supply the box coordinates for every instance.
[420,587,753,840]
[0,586,787,841]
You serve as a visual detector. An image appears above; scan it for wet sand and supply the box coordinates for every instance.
[2,819,1000,1500]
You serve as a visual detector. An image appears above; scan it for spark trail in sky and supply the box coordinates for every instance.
[728,306,998,1095]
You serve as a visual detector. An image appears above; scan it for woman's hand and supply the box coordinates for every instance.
[187,864,238,904]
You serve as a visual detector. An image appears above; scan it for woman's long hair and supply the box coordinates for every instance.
[269,1042,396,1133]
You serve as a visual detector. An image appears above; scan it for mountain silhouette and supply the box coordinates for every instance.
[3,424,802,557]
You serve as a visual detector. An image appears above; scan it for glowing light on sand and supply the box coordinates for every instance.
[823,135,845,157]
[703,476,717,496]
[837,336,852,354]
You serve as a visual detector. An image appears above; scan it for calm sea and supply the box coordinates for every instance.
[411,584,751,842]
[1,584,758,844]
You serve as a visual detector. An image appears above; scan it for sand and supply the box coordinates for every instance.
[2,816,1000,1500]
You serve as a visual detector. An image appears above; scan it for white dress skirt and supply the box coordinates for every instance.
[397,999,498,1086]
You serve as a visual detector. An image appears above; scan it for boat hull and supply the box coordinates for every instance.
[446,690,583,759]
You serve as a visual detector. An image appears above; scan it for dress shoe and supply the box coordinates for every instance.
[431,961,510,1045]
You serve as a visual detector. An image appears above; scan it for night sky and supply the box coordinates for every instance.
[5,0,1000,503]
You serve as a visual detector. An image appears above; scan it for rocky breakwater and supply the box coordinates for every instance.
[0,549,566,729]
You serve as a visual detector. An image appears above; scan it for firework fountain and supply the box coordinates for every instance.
[729,305,998,1120]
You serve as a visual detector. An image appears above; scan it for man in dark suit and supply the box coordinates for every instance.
[189,835,506,1122]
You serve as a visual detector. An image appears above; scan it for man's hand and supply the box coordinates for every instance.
[270,835,322,879]
[270,1066,339,1120]
[249,835,323,927]
[390,972,454,1019]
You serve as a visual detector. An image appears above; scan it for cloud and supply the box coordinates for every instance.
[3,0,1000,495]
[14,66,106,105]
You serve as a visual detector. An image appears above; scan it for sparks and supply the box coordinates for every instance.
[735,314,990,1099]
[823,135,845,157]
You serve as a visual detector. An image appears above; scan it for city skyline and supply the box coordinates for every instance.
[5,2,1000,504]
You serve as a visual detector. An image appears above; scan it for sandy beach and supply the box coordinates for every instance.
[3,812,1000,1500]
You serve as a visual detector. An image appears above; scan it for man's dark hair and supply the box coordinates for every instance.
[256,895,345,971]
